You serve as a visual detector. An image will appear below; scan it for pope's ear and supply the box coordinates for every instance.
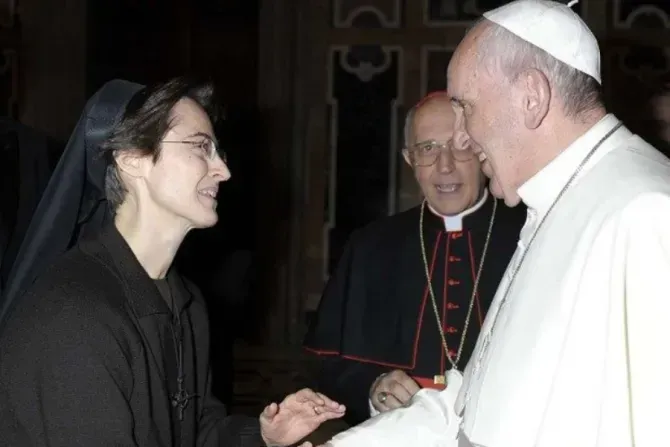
[520,68,550,130]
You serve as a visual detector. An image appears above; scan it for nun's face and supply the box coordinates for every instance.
[143,98,230,230]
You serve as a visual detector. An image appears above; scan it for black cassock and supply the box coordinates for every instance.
[0,225,263,446]
[304,192,526,425]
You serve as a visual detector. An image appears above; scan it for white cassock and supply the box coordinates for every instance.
[326,114,670,447]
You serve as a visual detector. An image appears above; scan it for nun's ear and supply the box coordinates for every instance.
[114,148,144,178]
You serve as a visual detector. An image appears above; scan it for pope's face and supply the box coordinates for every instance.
[447,23,523,207]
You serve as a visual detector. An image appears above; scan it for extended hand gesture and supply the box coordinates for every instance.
[260,388,345,446]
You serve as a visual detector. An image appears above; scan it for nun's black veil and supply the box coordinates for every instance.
[0,79,144,329]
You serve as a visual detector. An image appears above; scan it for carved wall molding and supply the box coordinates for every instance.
[337,45,395,82]
[332,0,402,28]
[420,44,455,96]
[606,45,670,99]
[605,45,670,155]
[423,0,484,25]
[423,0,585,27]
[613,1,670,29]
[322,44,404,285]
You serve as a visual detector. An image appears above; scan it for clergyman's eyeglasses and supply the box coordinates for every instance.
[406,139,474,167]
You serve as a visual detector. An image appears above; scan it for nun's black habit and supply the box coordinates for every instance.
[0,80,263,446]
[0,119,60,297]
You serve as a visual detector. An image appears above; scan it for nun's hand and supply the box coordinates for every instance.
[260,388,345,446]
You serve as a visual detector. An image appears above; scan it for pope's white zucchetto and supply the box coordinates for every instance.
[483,0,601,84]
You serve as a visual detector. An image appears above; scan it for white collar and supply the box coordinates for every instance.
[517,114,623,217]
[427,188,488,232]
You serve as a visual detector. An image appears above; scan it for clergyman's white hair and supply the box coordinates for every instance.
[403,92,452,148]
[403,105,417,148]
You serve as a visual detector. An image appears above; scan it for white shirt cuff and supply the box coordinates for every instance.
[368,398,380,417]
[330,388,461,447]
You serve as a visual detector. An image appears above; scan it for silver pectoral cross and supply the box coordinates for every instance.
[171,376,198,421]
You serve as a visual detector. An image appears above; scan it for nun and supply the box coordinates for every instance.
[0,78,344,446]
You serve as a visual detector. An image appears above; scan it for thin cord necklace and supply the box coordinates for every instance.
[166,281,197,422]
[466,122,624,402]
[419,196,497,383]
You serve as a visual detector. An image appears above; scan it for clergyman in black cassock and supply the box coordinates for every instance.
[0,78,344,446]
[304,93,526,426]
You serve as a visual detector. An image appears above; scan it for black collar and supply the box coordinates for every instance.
[84,225,194,317]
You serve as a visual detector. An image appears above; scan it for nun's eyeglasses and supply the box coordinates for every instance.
[405,139,474,167]
[162,138,227,162]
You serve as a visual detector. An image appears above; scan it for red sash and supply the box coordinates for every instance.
[413,375,447,391]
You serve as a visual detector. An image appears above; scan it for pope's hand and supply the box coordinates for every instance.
[260,388,345,446]
[369,369,421,412]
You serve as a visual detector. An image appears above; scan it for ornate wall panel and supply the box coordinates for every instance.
[332,0,403,28]
[420,46,454,95]
[613,1,670,29]
[606,45,670,154]
[324,44,403,278]
[424,0,584,25]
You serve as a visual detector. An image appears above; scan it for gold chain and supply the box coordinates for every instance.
[419,197,497,371]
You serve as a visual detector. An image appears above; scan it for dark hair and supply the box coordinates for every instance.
[100,77,219,211]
